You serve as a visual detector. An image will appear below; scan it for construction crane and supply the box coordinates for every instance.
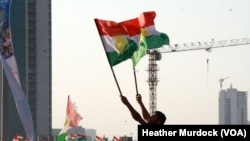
[146,38,250,115]
[219,77,230,91]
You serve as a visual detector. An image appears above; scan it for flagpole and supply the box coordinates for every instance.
[110,67,123,96]
[133,67,139,95]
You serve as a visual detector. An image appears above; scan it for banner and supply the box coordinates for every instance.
[0,0,34,140]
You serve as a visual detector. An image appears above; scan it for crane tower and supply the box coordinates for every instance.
[146,38,250,115]
[146,50,162,115]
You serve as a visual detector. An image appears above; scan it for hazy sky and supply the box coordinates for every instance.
[52,0,250,140]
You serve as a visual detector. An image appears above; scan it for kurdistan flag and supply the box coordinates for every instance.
[94,18,140,67]
[66,134,86,141]
[95,135,103,141]
[132,11,170,67]
[113,136,121,141]
[56,96,83,141]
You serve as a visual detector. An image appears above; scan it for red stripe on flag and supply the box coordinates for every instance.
[94,19,128,36]
[138,11,156,27]
[94,18,141,37]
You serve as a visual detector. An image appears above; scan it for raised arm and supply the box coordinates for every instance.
[136,94,150,122]
[120,95,147,125]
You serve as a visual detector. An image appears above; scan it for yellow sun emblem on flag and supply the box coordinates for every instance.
[113,35,127,53]
[140,28,150,37]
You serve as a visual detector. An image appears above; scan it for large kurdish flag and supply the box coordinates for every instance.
[138,11,170,49]
[95,11,170,67]
[132,11,170,67]
[94,18,140,67]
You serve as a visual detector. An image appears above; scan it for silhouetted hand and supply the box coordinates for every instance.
[136,94,142,104]
[120,95,129,105]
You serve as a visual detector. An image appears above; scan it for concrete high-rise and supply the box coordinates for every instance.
[219,84,248,124]
[0,0,51,140]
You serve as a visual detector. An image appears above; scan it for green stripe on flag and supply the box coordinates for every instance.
[144,33,170,49]
[56,133,67,141]
[107,39,137,66]
[78,138,87,141]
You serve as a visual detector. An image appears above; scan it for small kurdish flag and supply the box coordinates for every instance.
[113,136,121,141]
[95,135,103,141]
[94,18,140,67]
[56,96,83,141]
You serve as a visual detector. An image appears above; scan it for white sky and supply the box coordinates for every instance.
[52,0,250,140]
